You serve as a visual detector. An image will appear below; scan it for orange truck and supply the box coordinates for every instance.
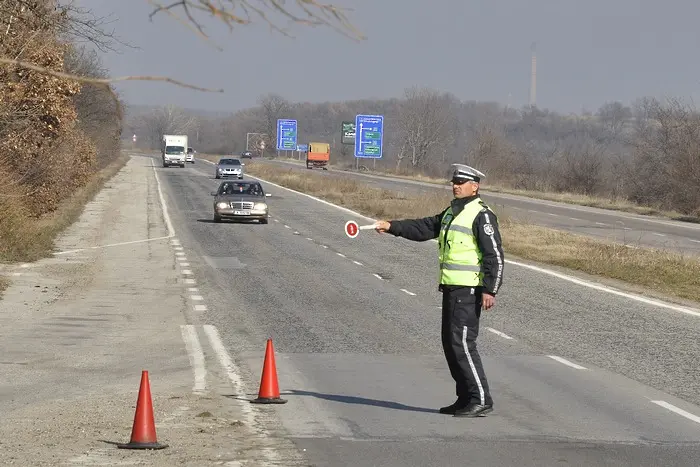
[306,142,330,170]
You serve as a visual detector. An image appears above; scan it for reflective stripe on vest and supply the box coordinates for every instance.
[438,198,486,286]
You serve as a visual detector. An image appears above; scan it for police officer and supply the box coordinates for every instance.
[374,164,504,418]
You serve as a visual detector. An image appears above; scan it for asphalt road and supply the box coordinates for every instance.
[155,155,700,467]
[257,158,700,255]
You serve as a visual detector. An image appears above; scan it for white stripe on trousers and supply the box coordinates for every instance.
[462,326,485,405]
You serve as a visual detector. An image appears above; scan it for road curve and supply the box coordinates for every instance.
[154,155,700,467]
[256,158,700,255]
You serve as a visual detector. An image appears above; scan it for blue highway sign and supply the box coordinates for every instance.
[276,119,298,150]
[354,115,383,158]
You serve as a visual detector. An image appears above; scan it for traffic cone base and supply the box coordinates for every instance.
[118,370,169,450]
[250,339,288,405]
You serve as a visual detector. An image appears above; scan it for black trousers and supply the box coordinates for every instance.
[441,286,493,406]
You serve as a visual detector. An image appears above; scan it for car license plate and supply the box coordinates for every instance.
[233,210,250,215]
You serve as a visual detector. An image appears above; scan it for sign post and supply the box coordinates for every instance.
[341,121,356,145]
[354,115,384,168]
[276,119,298,156]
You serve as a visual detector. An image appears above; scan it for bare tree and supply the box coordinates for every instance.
[255,93,291,154]
[396,87,457,170]
[597,101,632,141]
[137,105,200,149]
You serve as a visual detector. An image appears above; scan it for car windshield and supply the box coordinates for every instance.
[165,145,185,155]
[187,148,193,154]
[218,182,263,196]
[219,159,240,165]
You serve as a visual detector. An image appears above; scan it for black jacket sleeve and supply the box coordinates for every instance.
[387,208,447,242]
[473,208,505,295]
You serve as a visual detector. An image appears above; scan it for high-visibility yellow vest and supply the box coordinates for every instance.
[438,198,486,286]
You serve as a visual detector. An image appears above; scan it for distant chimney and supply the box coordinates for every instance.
[529,42,537,107]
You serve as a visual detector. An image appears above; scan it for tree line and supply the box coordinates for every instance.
[130,90,700,217]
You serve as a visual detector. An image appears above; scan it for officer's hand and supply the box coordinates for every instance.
[482,293,495,311]
[375,220,391,233]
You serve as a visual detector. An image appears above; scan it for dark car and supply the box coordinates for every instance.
[241,151,253,159]
[210,180,271,223]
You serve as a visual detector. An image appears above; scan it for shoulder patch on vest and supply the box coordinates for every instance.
[483,223,495,236]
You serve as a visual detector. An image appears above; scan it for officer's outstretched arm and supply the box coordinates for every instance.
[473,209,505,295]
[385,209,446,242]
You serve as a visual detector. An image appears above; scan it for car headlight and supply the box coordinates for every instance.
[254,203,267,210]
[216,202,228,209]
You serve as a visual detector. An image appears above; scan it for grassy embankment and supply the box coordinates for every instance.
[269,156,700,224]
[0,153,130,295]
[239,160,700,305]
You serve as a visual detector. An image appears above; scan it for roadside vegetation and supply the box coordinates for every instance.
[0,2,125,293]
[243,162,700,305]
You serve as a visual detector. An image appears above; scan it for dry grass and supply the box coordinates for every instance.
[0,152,129,265]
[244,161,700,304]
[268,156,699,223]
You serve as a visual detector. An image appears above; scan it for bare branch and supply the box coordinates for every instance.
[0,57,224,93]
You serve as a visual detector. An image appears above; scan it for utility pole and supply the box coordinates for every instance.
[529,42,537,108]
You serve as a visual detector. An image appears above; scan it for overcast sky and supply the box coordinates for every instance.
[76,0,700,114]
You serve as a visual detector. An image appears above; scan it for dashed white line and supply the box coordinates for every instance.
[336,252,346,258]
[690,239,700,244]
[547,213,560,217]
[294,231,300,235]
[652,233,666,237]
[177,256,187,261]
[274,219,279,222]
[191,295,204,301]
[284,225,291,229]
[400,288,416,296]
[188,287,199,292]
[486,327,514,340]
[306,237,313,241]
[182,269,193,275]
[651,400,700,425]
[174,246,184,251]
[184,278,196,285]
[569,217,581,221]
[548,355,587,370]
[595,222,607,226]
[20,263,30,268]
[321,245,329,249]
[180,262,191,267]
[372,273,383,280]
[176,252,185,257]
[353,260,363,266]
[194,304,207,311]
[180,325,207,394]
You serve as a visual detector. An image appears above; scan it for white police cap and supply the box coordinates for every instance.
[450,164,485,183]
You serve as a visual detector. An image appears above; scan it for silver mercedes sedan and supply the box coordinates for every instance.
[210,180,271,223]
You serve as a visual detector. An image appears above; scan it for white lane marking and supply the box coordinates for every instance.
[528,210,538,213]
[191,295,204,301]
[176,251,185,256]
[188,287,199,292]
[306,237,313,241]
[180,262,191,266]
[651,400,700,425]
[274,219,279,222]
[11,272,22,276]
[352,260,363,266]
[202,325,254,424]
[20,263,30,268]
[180,325,207,394]
[336,253,346,258]
[53,235,172,255]
[321,245,329,249]
[400,288,416,296]
[652,233,666,237]
[548,355,587,370]
[243,166,700,318]
[595,222,607,226]
[284,225,291,229]
[184,278,196,285]
[294,231,300,235]
[372,273,383,280]
[153,159,176,236]
[690,239,700,243]
[182,269,193,275]
[194,304,207,311]
[171,239,180,245]
[174,246,184,251]
[547,213,560,217]
[486,327,514,340]
[569,217,581,221]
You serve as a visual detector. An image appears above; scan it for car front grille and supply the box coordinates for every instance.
[230,201,254,210]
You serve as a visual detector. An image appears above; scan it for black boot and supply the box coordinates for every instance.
[453,402,493,418]
[439,399,469,415]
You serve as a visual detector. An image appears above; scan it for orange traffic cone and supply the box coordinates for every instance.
[251,339,287,404]
[117,370,168,450]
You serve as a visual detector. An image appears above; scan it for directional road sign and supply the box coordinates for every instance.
[354,115,383,158]
[341,121,356,145]
[276,119,298,151]
[297,144,308,152]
